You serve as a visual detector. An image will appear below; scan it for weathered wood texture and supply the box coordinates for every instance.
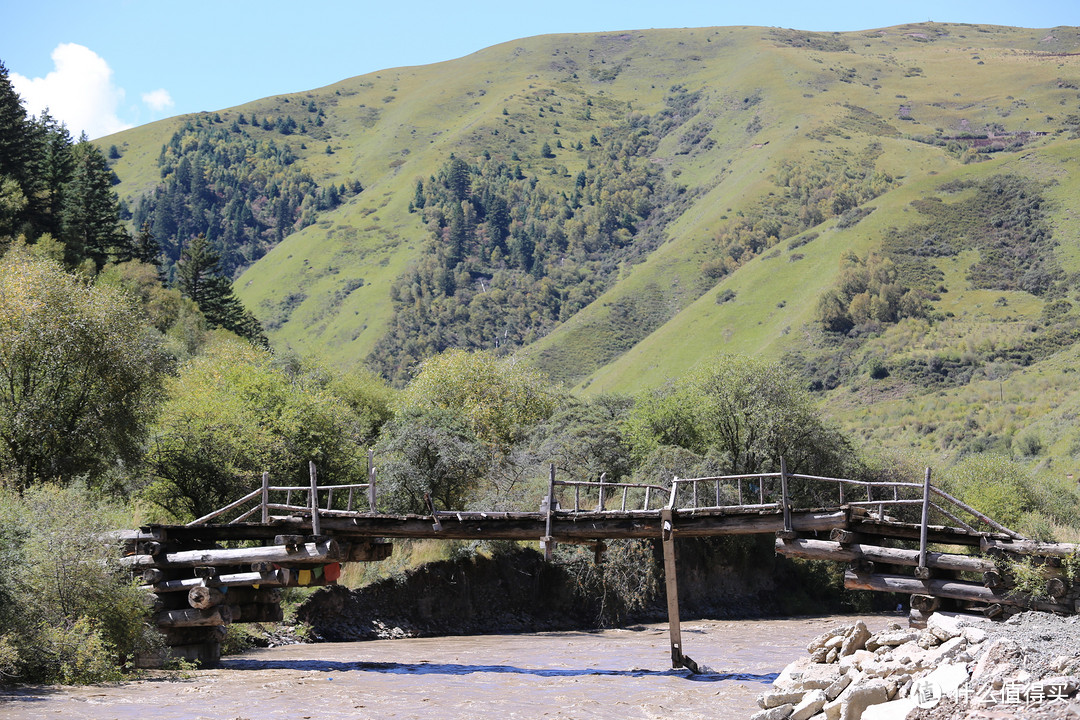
[120,539,343,569]
[843,571,1077,614]
[775,537,995,573]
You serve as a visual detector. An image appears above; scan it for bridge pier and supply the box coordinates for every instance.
[661,507,698,673]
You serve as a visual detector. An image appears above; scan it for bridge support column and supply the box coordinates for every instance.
[661,508,698,673]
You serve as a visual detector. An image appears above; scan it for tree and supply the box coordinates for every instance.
[0,250,165,486]
[146,338,369,519]
[176,234,266,345]
[397,349,560,451]
[626,355,856,479]
[64,138,131,269]
[376,407,487,512]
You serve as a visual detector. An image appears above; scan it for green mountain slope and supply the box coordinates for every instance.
[101,22,1080,469]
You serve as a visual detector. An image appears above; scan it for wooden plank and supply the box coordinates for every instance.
[154,605,232,628]
[981,538,1080,558]
[775,537,996,573]
[119,539,343,569]
[843,571,1076,614]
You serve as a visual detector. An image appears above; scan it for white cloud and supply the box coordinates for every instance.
[142,88,174,113]
[10,43,133,140]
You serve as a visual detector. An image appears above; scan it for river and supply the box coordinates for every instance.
[0,615,893,719]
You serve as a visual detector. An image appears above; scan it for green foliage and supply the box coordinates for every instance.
[817,251,930,334]
[625,354,857,478]
[0,250,166,486]
[131,115,360,278]
[145,337,370,519]
[0,483,155,684]
[177,235,266,345]
[375,407,488,512]
[939,454,1040,531]
[369,94,697,382]
[396,349,560,451]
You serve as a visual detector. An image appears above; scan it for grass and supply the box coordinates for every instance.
[101,23,1080,473]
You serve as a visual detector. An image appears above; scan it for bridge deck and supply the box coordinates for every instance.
[120,468,1073,671]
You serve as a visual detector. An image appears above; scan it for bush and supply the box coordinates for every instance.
[0,483,154,683]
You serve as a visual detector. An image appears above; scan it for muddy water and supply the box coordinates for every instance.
[0,615,893,719]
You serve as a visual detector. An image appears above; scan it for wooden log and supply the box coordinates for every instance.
[830,529,858,545]
[347,541,393,562]
[1047,577,1068,598]
[119,539,343,569]
[983,570,1003,588]
[160,625,228,646]
[227,587,281,605]
[142,568,164,584]
[843,571,1074,614]
[154,605,232,628]
[910,594,940,613]
[775,537,996,573]
[188,586,227,609]
[144,569,288,593]
[194,566,218,578]
[981,538,1080,558]
[234,603,284,623]
[274,534,306,546]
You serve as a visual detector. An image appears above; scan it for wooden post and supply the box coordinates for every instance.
[261,471,270,524]
[780,457,792,533]
[309,461,321,537]
[661,507,698,673]
[759,476,765,505]
[368,448,377,512]
[598,472,606,512]
[543,464,556,560]
[917,467,931,578]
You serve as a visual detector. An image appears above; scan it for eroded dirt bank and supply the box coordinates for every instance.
[299,540,861,641]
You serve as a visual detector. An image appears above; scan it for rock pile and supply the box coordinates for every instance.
[752,612,1080,720]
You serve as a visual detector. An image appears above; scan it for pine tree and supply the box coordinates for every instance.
[64,138,131,268]
[176,234,266,345]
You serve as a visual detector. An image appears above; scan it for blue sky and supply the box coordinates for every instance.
[3,0,1078,139]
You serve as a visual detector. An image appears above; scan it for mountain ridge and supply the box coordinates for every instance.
[100,22,1080,467]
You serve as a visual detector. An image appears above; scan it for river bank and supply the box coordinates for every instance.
[0,615,893,719]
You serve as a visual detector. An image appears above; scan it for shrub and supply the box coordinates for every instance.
[0,483,154,683]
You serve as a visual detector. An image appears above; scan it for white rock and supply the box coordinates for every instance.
[800,663,843,690]
[860,698,917,720]
[792,689,828,720]
[926,612,962,641]
[751,703,795,720]
[776,657,811,689]
[962,627,987,644]
[840,679,890,720]
[825,671,853,701]
[821,698,841,720]
[840,621,871,657]
[840,650,875,673]
[866,630,919,652]
[759,690,806,709]
[923,662,970,698]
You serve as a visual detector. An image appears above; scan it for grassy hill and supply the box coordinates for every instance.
[100,22,1080,473]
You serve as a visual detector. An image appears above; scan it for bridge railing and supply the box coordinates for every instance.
[556,465,1022,539]
[187,457,377,535]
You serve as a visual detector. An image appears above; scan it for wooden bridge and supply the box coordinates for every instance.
[117,460,1079,671]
